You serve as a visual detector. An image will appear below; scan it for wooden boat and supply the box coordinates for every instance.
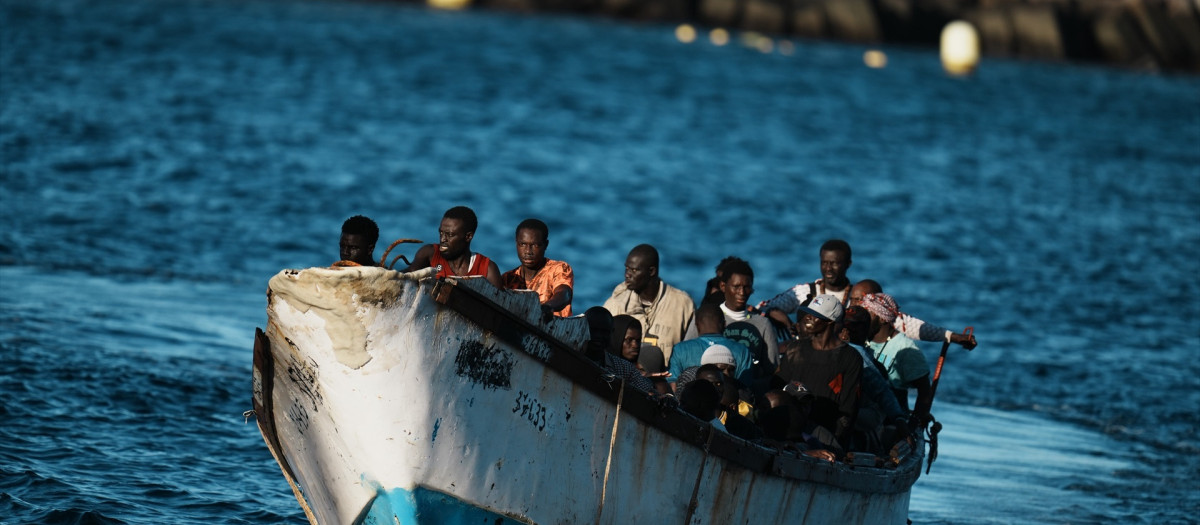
[251,265,924,524]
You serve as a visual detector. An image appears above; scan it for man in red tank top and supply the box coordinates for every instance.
[405,206,503,288]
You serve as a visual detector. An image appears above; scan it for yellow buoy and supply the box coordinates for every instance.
[863,49,887,68]
[675,24,697,44]
[739,31,762,48]
[940,20,980,76]
[709,28,730,47]
[756,37,774,54]
[427,0,470,9]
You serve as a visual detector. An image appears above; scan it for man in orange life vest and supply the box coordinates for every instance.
[405,206,503,288]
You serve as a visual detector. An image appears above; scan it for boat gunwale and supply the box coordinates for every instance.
[430,274,925,495]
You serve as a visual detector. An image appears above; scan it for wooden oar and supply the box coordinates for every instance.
[928,326,972,404]
[924,326,972,474]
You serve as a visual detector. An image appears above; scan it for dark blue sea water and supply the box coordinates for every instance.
[2,0,1198,523]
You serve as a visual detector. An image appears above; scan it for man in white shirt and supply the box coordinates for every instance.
[686,257,779,375]
[758,239,854,337]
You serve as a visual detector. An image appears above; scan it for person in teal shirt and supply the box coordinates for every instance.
[861,293,933,424]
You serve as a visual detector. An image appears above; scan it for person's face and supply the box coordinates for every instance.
[765,391,784,409]
[715,363,735,377]
[515,228,547,270]
[439,218,473,258]
[621,325,642,361]
[849,284,869,307]
[720,273,754,311]
[842,318,870,345]
[819,249,850,285]
[624,253,656,293]
[801,313,831,336]
[340,233,374,265]
[697,370,724,389]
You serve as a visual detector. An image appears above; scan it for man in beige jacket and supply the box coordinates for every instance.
[603,244,695,368]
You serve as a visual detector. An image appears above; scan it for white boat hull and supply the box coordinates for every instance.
[252,266,921,524]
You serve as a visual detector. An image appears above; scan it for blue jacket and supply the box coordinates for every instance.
[668,334,754,389]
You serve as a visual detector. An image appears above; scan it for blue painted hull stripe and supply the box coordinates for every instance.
[359,486,528,525]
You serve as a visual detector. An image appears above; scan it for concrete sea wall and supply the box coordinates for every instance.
[427,0,1200,72]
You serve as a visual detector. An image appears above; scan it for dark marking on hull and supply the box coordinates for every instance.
[520,333,553,362]
[287,399,311,435]
[284,337,323,412]
[512,390,548,432]
[454,340,514,390]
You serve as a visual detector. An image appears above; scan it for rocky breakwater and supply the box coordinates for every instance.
[440,0,1200,72]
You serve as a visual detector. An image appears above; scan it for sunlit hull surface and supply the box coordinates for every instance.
[252,266,922,525]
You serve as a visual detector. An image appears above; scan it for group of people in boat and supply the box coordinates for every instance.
[338,207,977,461]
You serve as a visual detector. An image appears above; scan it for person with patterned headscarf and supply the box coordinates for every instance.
[860,293,933,424]
[848,279,977,350]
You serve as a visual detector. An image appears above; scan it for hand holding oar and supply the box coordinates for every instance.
[929,326,973,404]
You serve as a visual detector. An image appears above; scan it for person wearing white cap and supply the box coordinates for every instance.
[700,344,736,373]
[667,304,754,391]
[776,294,863,444]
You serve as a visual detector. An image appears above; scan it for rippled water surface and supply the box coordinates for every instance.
[2,0,1199,523]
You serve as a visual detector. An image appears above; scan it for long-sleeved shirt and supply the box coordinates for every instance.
[603,280,695,364]
[760,279,956,343]
[776,339,862,436]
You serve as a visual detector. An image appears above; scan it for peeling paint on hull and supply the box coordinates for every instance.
[253,266,922,525]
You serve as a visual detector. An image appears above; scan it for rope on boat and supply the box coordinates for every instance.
[684,427,717,524]
[596,377,626,524]
[925,415,943,474]
[242,410,255,424]
[388,254,410,269]
[378,238,422,269]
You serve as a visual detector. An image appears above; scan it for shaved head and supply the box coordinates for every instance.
[695,303,726,334]
[854,279,882,294]
[623,244,661,295]
[628,244,659,268]
[850,279,883,307]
